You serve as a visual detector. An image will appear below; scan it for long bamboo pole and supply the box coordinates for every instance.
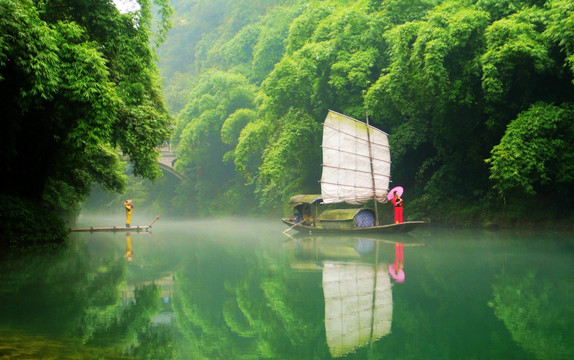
[148,215,162,227]
[365,110,379,226]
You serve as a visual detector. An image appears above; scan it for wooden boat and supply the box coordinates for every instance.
[70,225,151,233]
[282,110,425,234]
[282,217,425,234]
[70,215,161,232]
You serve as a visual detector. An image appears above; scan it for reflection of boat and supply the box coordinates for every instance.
[285,233,422,271]
[286,235,365,271]
[285,235,419,356]
[323,261,392,358]
[282,111,425,234]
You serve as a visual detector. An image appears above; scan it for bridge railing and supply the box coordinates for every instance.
[158,144,176,156]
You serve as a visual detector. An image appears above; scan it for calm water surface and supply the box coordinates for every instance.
[1,216,573,359]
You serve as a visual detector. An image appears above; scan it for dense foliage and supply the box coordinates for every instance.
[0,0,171,208]
[0,194,68,247]
[0,0,172,243]
[159,0,574,224]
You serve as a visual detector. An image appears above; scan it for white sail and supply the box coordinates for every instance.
[320,110,391,205]
[323,261,393,358]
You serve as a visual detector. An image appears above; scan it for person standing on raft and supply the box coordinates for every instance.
[124,200,134,228]
[392,191,403,224]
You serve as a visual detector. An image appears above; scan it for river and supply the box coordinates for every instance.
[0,215,573,359]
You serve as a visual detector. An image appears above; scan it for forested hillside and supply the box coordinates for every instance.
[0,0,172,245]
[157,0,574,225]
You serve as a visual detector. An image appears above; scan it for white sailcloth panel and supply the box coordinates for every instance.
[321,110,391,204]
[323,262,393,358]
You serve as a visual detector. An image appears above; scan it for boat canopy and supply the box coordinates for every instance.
[320,110,391,205]
[288,194,322,206]
[318,208,366,221]
[318,208,376,228]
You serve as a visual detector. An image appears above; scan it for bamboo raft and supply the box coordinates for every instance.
[70,215,161,233]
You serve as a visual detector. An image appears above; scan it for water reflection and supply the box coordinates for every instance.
[171,229,325,359]
[0,230,177,359]
[285,235,419,358]
[0,220,573,359]
[125,232,134,261]
[389,242,405,283]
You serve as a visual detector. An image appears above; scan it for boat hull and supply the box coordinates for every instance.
[70,225,151,232]
[282,219,425,234]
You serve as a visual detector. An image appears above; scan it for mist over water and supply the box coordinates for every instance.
[1,215,573,359]
[75,214,287,240]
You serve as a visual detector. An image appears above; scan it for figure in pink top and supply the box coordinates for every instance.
[389,242,405,283]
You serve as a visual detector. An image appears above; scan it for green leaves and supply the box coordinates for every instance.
[329,49,377,94]
[0,0,172,217]
[481,11,551,104]
[171,71,257,214]
[160,0,574,220]
[544,0,574,82]
[222,109,257,146]
[486,102,574,196]
[256,110,321,209]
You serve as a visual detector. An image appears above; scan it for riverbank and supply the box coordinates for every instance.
[0,194,68,247]
[2,192,573,249]
[409,196,574,231]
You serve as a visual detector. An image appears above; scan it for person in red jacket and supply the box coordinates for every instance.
[392,191,403,224]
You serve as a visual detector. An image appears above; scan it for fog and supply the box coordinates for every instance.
[74,214,288,241]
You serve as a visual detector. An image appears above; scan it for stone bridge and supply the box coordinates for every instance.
[158,145,185,180]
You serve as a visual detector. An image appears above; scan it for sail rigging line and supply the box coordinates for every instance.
[365,110,379,225]
[320,145,391,163]
[325,110,390,135]
[322,123,390,148]
[321,164,391,177]
[320,181,388,192]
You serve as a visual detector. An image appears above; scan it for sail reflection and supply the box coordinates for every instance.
[323,260,392,357]
[286,235,418,357]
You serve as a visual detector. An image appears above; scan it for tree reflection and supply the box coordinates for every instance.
[173,241,326,359]
[0,240,175,359]
[5,229,571,359]
[491,271,574,360]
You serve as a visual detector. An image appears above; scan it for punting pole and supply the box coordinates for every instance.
[149,215,161,227]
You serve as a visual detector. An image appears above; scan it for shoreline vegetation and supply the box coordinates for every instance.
[0,195,68,248]
[2,1,574,248]
[1,193,572,248]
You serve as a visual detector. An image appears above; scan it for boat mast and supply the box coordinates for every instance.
[365,110,379,226]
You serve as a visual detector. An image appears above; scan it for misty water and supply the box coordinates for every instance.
[1,215,573,360]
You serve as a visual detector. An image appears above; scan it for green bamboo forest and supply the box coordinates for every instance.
[2,0,574,245]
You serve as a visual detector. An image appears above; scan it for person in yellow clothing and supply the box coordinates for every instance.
[124,199,133,228]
